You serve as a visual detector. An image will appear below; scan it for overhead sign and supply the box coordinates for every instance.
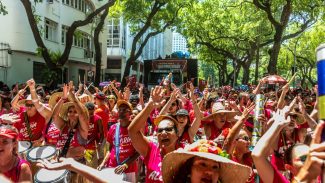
[152,60,187,71]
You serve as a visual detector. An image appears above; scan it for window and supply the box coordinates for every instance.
[107,18,120,48]
[62,0,93,13]
[61,25,68,44]
[45,19,58,42]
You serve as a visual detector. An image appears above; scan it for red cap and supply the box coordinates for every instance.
[0,128,18,139]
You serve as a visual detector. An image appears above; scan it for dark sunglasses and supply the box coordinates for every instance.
[171,103,177,106]
[25,103,35,108]
[246,126,253,133]
[157,127,174,134]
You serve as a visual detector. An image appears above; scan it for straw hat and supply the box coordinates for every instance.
[202,102,240,121]
[116,100,133,111]
[59,102,89,121]
[48,92,73,109]
[154,115,178,126]
[162,140,251,183]
[18,94,41,106]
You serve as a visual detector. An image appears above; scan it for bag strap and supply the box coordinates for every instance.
[115,123,121,165]
[23,112,33,141]
[59,124,78,158]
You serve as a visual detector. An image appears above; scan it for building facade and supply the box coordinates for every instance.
[172,31,188,53]
[0,0,107,87]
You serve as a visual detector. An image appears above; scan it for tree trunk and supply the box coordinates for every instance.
[255,42,260,84]
[268,29,284,74]
[94,8,109,86]
[242,63,250,85]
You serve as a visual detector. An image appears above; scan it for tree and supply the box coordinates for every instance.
[94,6,110,86]
[20,0,116,70]
[252,0,324,74]
[118,0,193,87]
[0,0,8,15]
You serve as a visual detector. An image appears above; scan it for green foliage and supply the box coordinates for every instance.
[0,1,8,15]
[36,48,62,64]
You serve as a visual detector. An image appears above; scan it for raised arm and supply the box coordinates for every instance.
[11,88,25,111]
[138,83,145,109]
[252,108,291,183]
[252,78,265,95]
[159,88,178,116]
[52,84,69,130]
[187,83,203,141]
[68,81,89,139]
[223,103,255,154]
[27,79,52,123]
[276,83,290,109]
[128,86,165,157]
[298,97,317,130]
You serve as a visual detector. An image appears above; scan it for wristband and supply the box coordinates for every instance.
[123,163,128,169]
[32,99,39,103]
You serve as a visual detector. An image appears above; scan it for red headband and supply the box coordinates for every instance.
[0,128,18,139]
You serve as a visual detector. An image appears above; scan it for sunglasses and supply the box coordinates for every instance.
[157,127,174,134]
[171,103,177,106]
[25,103,35,108]
[237,136,250,142]
[246,126,253,133]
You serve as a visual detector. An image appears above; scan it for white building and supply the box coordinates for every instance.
[172,31,188,53]
[0,0,107,86]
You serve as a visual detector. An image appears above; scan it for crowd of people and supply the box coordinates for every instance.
[0,76,323,183]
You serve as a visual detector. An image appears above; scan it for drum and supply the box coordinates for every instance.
[18,141,32,159]
[27,145,57,174]
[34,168,70,183]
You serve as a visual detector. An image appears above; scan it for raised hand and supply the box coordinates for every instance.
[68,81,74,93]
[241,103,255,120]
[272,108,291,128]
[149,86,166,108]
[62,84,69,99]
[26,79,36,90]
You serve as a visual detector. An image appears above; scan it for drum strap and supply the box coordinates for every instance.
[59,124,78,158]
[23,112,33,141]
[115,123,121,165]
[44,118,53,143]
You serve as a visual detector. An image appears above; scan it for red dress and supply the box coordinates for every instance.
[3,157,30,182]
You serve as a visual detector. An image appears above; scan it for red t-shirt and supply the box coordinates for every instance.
[95,105,110,138]
[232,153,255,183]
[44,122,60,146]
[56,125,84,149]
[106,123,137,173]
[271,129,300,171]
[143,142,163,183]
[85,114,101,150]
[272,164,290,183]
[178,130,191,148]
[14,110,46,141]
[4,157,30,182]
[206,121,231,140]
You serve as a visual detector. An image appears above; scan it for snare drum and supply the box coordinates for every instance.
[27,145,57,174]
[34,168,70,183]
[18,141,32,159]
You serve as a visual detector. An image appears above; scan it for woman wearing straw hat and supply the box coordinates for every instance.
[128,86,179,183]
[201,102,240,141]
[0,125,32,182]
[11,79,52,146]
[162,140,251,183]
[52,82,89,182]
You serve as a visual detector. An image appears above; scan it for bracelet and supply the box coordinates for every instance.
[123,163,128,169]
[32,99,39,103]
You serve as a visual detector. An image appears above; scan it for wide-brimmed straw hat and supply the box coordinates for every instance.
[59,102,89,121]
[162,140,251,183]
[48,92,72,109]
[18,94,40,106]
[154,115,178,126]
[116,100,133,111]
[202,102,240,121]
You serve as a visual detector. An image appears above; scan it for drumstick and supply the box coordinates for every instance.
[288,72,297,85]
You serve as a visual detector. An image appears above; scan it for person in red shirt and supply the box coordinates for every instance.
[11,79,52,146]
[94,92,110,137]
[84,102,104,168]
[52,82,89,182]
[0,125,32,182]
[98,100,138,183]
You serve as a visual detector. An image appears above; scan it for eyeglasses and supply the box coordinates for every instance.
[119,108,131,112]
[25,103,34,108]
[177,115,187,118]
[237,136,250,142]
[171,103,177,106]
[294,155,307,163]
[157,127,174,134]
